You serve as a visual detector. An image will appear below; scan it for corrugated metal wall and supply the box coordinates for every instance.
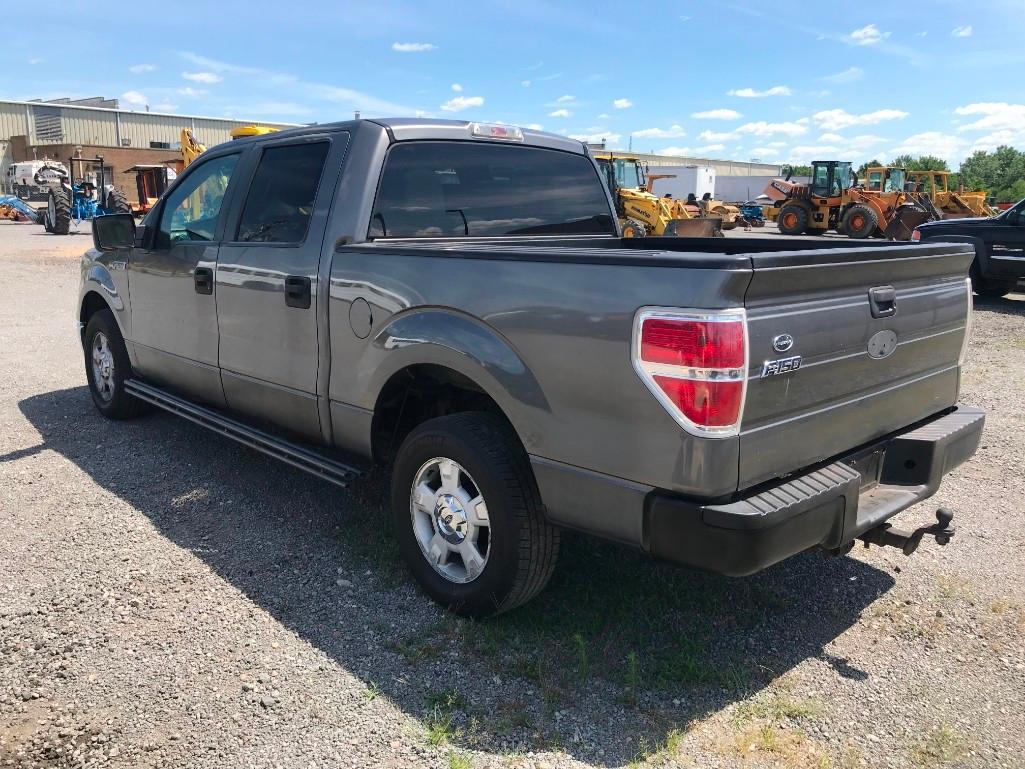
[0,102,29,140]
[119,112,194,148]
[59,108,118,146]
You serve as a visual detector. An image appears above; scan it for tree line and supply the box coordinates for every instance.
[787,146,1025,203]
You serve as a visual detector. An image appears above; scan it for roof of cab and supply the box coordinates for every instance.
[224,117,589,155]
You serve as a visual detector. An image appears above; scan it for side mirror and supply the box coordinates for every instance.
[92,213,136,251]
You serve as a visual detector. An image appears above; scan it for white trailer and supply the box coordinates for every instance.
[649,165,716,201]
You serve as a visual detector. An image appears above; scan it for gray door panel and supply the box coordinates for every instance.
[214,134,347,442]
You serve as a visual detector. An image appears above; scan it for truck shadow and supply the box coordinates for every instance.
[15,387,893,766]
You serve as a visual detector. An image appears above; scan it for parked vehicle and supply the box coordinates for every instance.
[913,197,1025,297]
[81,118,983,616]
[42,156,131,235]
[5,159,68,199]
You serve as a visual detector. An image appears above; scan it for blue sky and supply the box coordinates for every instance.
[9,0,1024,167]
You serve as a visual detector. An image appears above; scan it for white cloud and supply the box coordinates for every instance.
[612,98,632,109]
[890,132,968,159]
[129,63,156,74]
[696,144,725,154]
[633,124,687,139]
[440,95,484,112]
[392,42,436,52]
[821,67,863,84]
[548,108,572,118]
[750,147,780,158]
[177,86,208,97]
[727,85,791,98]
[526,123,544,131]
[121,90,148,107]
[182,71,222,84]
[451,83,462,92]
[597,113,610,119]
[657,144,725,157]
[699,121,807,143]
[951,25,972,38]
[679,15,691,21]
[954,102,1025,132]
[27,57,44,65]
[555,94,575,103]
[848,24,890,46]
[813,108,908,130]
[691,108,741,120]
[521,80,532,87]
[153,102,179,112]
[570,131,622,145]
[915,31,928,37]
[818,132,845,143]
[767,141,787,147]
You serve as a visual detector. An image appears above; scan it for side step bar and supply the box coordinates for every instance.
[124,379,361,487]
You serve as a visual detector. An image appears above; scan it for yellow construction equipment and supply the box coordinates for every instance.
[178,125,280,169]
[907,171,997,218]
[593,153,721,237]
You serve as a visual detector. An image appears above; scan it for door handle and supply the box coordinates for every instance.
[194,267,214,295]
[284,275,312,309]
[868,285,897,318]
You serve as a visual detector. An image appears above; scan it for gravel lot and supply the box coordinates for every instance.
[1,219,1023,769]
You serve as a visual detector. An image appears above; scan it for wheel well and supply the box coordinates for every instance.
[79,291,110,336]
[371,364,514,463]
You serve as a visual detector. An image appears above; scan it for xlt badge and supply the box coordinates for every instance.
[761,355,802,377]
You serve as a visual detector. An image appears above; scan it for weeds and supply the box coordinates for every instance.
[911,725,967,766]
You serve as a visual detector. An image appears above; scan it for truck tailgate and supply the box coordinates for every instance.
[739,243,974,489]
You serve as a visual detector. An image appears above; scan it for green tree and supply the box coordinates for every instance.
[959,146,1025,202]
[890,154,950,172]
[857,159,882,176]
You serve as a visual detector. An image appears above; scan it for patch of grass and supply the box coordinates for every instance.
[622,650,640,706]
[386,636,441,664]
[425,707,459,747]
[734,693,823,724]
[425,689,467,712]
[572,632,588,681]
[495,700,534,734]
[910,725,968,766]
[447,751,472,769]
[729,724,829,766]
[364,681,380,701]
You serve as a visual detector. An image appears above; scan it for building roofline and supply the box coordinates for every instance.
[0,98,303,127]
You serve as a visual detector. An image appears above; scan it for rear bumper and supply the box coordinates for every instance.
[644,405,984,575]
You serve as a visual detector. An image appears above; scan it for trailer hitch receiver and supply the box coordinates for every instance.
[859,508,955,556]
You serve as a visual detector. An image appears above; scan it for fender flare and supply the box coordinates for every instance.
[363,307,550,434]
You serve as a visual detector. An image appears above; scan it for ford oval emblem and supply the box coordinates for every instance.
[772,333,794,353]
[867,329,898,359]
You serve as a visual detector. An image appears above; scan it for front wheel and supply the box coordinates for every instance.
[391,413,560,617]
[777,204,808,235]
[841,204,878,239]
[83,309,147,420]
[621,218,647,238]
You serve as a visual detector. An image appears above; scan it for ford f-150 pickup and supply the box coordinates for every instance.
[80,118,984,616]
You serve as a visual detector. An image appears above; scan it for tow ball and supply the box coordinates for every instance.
[859,508,955,556]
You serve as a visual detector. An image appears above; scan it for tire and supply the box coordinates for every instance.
[48,187,71,235]
[105,187,132,215]
[391,412,560,617]
[83,309,146,420]
[841,204,878,239]
[622,218,647,238]
[970,263,1016,298]
[777,204,809,235]
[42,205,53,232]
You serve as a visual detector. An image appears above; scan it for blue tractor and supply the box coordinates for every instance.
[43,156,131,235]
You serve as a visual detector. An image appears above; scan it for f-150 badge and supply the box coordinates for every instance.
[761,356,802,377]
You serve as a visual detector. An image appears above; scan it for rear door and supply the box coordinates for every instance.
[215,132,347,442]
[739,243,973,489]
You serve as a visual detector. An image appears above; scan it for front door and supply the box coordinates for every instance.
[214,133,345,441]
[127,152,243,406]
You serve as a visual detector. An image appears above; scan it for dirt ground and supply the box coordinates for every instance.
[1,219,1023,769]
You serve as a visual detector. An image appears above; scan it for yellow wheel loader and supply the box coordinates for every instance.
[593,154,721,237]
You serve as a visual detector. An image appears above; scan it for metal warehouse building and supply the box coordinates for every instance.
[0,97,298,194]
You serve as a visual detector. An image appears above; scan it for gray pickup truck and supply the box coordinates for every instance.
[81,118,984,616]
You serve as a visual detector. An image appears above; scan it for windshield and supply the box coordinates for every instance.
[884,169,906,193]
[614,159,644,189]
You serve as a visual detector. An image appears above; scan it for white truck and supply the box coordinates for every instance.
[6,159,68,199]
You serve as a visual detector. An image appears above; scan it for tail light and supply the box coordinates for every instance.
[911,229,921,242]
[632,308,748,437]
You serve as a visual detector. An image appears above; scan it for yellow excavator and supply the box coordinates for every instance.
[179,124,280,168]
[593,153,722,237]
[907,171,997,218]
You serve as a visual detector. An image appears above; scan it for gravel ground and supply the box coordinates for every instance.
[1,219,1023,769]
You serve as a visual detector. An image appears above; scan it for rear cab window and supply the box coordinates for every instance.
[369,141,616,238]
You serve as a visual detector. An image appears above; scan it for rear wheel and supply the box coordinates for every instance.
[47,187,71,235]
[105,187,132,214]
[391,413,560,617]
[621,218,647,238]
[970,262,1016,298]
[777,204,808,235]
[83,309,146,420]
[841,204,878,239]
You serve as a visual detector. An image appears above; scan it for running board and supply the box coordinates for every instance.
[124,379,361,487]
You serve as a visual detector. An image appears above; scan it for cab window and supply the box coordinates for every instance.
[157,154,239,248]
[369,141,616,238]
[236,142,330,243]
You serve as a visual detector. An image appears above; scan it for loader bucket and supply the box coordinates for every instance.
[884,205,933,241]
[664,217,724,238]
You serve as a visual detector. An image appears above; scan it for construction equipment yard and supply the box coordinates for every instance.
[1,220,1023,768]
